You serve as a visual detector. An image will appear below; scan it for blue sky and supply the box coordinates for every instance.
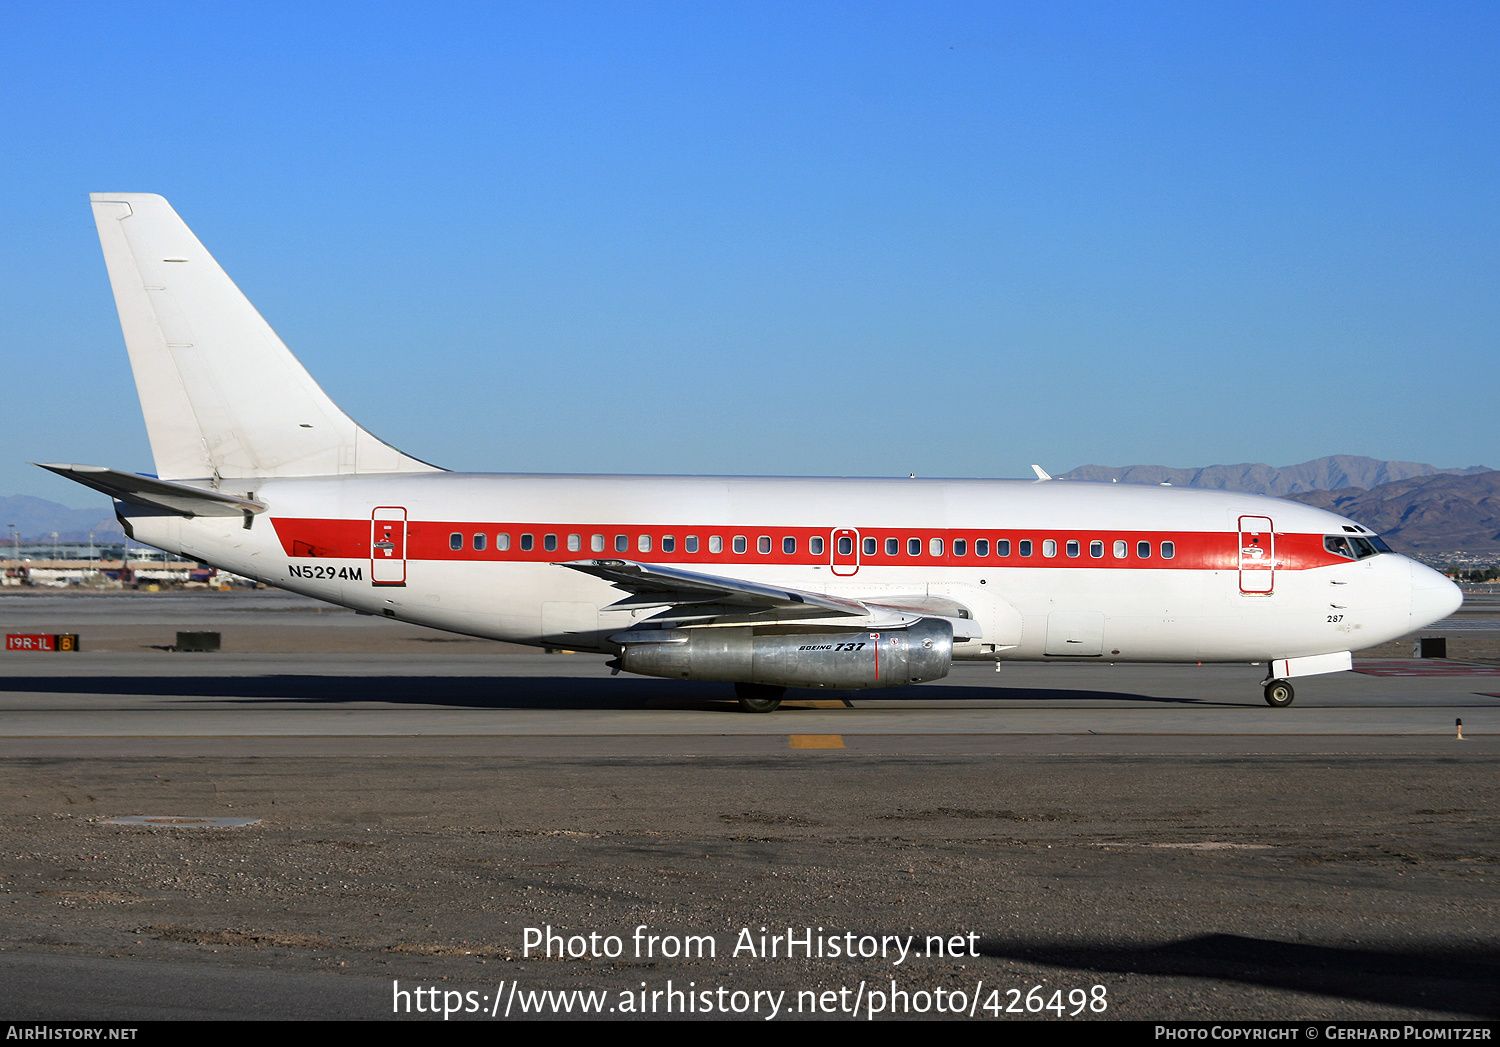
[2,1,1495,507]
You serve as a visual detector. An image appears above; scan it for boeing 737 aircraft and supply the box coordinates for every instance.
[43,194,1462,712]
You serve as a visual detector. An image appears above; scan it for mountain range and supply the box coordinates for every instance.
[0,495,124,543]
[1058,455,1491,496]
[1285,471,1500,557]
[1060,457,1499,557]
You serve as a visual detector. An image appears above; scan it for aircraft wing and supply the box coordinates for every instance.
[556,558,981,639]
[557,558,866,615]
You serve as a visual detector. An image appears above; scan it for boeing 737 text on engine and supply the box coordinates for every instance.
[42,194,1462,712]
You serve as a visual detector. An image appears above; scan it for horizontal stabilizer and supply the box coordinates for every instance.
[35,464,265,518]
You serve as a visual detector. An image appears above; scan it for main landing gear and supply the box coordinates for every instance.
[735,682,784,714]
[1263,679,1295,708]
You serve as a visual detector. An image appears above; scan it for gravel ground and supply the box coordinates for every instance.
[0,752,1494,1020]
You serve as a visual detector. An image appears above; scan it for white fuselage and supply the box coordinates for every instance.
[118,472,1460,665]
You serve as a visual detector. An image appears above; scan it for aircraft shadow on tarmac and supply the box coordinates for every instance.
[981,933,1499,1018]
[0,675,1246,709]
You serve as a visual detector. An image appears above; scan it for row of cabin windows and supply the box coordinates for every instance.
[844,536,1174,559]
[448,531,1176,560]
[448,533,788,554]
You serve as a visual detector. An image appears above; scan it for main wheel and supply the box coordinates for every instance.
[735,682,784,713]
[1263,680,1295,708]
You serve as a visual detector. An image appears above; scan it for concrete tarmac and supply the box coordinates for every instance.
[0,590,1495,1021]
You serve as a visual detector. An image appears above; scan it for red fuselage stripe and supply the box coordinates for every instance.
[270,518,1349,571]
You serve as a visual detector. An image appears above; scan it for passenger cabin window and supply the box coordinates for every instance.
[997,540,1010,556]
[733,536,747,554]
[908,538,921,556]
[838,536,853,555]
[473,533,486,551]
[954,539,967,556]
[450,533,463,551]
[1137,541,1151,558]
[686,535,699,553]
[863,537,876,555]
[1113,540,1127,558]
[567,534,580,552]
[886,537,899,556]
[785,536,798,555]
[520,534,534,551]
[1043,539,1057,558]
[809,536,824,555]
[758,536,771,554]
[591,534,604,552]
[543,534,557,552]
[497,533,511,551]
[976,539,989,556]
[1090,540,1103,558]
[615,535,628,553]
[1065,540,1079,557]
[930,537,944,557]
[709,535,723,553]
[638,535,651,553]
[1018,540,1032,557]
[1161,541,1175,559]
[662,536,675,553]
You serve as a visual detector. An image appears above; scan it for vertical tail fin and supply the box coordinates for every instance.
[90,193,441,480]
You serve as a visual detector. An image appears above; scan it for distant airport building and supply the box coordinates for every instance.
[0,558,240,588]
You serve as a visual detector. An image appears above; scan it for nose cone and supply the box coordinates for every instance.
[1410,560,1463,631]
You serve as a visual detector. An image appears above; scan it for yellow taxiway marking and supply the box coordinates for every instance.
[789,735,845,749]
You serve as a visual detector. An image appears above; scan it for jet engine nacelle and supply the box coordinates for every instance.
[610,618,954,689]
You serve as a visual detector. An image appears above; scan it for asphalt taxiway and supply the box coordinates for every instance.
[0,653,1496,754]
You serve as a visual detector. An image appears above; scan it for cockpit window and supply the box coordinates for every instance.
[1369,535,1392,553]
[1325,535,1356,560]
[1326,534,1385,560]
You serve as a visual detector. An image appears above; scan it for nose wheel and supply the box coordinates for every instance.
[1263,680,1295,707]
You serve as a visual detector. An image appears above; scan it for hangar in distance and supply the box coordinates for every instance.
[42,194,1462,712]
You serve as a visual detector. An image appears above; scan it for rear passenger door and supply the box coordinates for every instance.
[371,507,408,586]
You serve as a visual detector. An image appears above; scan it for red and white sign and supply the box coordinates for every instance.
[6,634,79,652]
